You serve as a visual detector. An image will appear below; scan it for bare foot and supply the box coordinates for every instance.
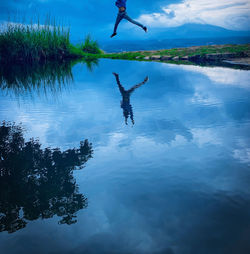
[143,27,148,33]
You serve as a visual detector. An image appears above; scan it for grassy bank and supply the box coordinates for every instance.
[0,19,102,63]
[101,44,250,62]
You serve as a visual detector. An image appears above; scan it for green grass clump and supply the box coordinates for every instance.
[102,52,142,60]
[0,19,104,63]
[77,35,103,54]
[153,44,250,57]
[0,18,72,63]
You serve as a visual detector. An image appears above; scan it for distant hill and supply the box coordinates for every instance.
[147,24,250,39]
[101,37,250,53]
[99,23,250,52]
[71,23,250,52]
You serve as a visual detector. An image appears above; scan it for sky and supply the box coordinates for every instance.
[0,0,250,41]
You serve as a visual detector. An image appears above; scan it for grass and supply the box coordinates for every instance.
[154,44,250,57]
[77,34,103,54]
[100,44,250,62]
[0,18,72,63]
[102,52,142,60]
[0,18,103,63]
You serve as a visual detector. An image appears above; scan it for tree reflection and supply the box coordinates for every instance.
[0,122,93,233]
[113,73,148,125]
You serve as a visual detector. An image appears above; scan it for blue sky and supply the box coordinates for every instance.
[0,0,250,40]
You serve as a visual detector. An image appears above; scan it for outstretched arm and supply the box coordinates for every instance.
[127,76,149,94]
[113,72,126,94]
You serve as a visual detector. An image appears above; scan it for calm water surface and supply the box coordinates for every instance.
[0,59,250,254]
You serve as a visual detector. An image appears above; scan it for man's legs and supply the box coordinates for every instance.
[123,13,146,30]
[111,12,124,37]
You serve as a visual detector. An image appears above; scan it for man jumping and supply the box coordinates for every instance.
[111,0,148,38]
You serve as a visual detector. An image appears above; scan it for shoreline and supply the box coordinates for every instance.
[1,43,250,70]
[101,43,250,69]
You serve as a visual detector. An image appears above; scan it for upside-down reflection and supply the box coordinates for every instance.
[0,122,93,233]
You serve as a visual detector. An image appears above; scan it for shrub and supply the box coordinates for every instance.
[79,34,102,54]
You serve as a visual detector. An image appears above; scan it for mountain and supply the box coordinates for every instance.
[100,23,250,52]
[148,24,250,39]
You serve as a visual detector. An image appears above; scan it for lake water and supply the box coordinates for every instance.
[0,59,250,254]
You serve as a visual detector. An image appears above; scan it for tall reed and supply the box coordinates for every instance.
[0,17,72,63]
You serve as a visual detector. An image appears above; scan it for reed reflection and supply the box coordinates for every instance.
[113,73,148,125]
[0,59,98,98]
[0,122,93,233]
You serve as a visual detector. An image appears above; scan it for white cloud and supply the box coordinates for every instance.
[138,0,250,30]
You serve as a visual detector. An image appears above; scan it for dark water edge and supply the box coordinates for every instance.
[181,59,250,70]
[101,36,250,53]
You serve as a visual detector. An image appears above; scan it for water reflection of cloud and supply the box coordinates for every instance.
[178,65,250,88]
[138,119,193,144]
[233,138,250,165]
[190,87,221,106]
[63,182,250,254]
[191,128,222,147]
[233,148,250,164]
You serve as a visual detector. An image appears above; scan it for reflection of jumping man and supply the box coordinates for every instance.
[111,0,148,38]
[113,73,148,125]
